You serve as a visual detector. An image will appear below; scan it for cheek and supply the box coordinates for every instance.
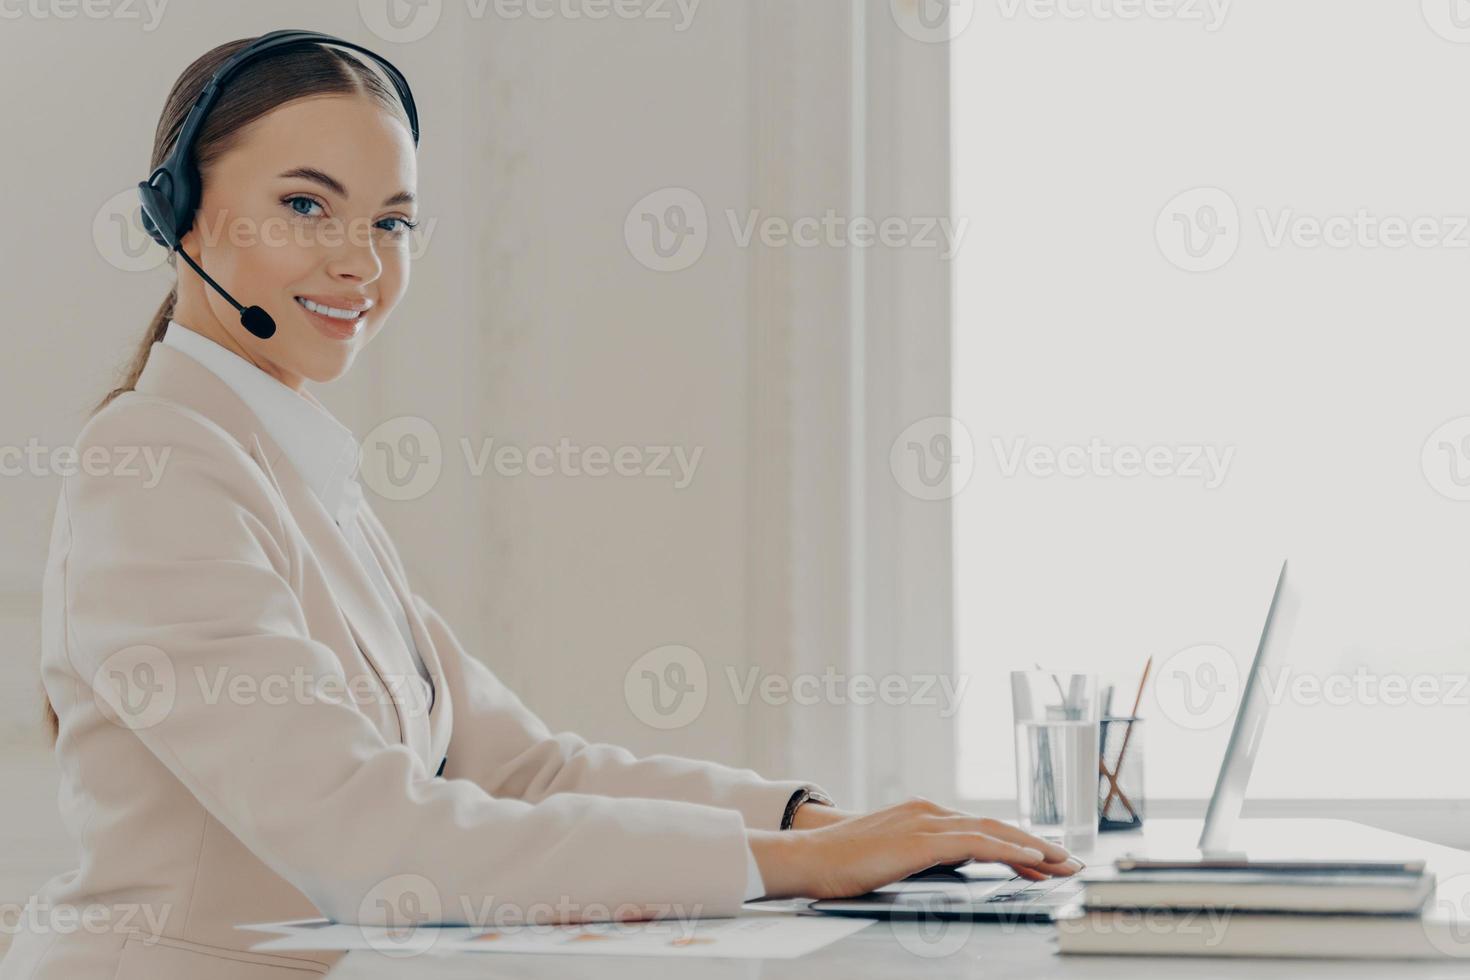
[235,230,322,296]
[199,201,319,291]
[374,248,412,311]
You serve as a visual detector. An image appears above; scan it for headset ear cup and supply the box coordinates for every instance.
[137,178,177,251]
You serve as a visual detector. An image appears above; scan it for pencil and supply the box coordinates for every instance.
[1100,655,1153,816]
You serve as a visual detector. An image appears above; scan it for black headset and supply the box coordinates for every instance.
[137,29,420,340]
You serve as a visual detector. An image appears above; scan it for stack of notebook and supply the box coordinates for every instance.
[1053,858,1457,959]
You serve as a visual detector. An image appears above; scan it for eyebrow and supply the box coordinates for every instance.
[276,166,415,208]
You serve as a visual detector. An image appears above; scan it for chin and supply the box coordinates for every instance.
[295,346,358,385]
[319,355,358,384]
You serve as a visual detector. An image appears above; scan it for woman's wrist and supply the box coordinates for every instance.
[789,801,851,830]
[747,829,805,900]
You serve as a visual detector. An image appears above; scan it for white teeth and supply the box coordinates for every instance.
[296,297,362,320]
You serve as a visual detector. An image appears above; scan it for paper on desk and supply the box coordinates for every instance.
[239,909,871,959]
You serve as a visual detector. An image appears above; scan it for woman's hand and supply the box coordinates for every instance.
[749,797,1082,900]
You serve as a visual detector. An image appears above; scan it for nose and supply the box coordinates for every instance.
[324,222,384,285]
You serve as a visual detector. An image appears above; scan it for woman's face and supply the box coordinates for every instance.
[175,93,418,390]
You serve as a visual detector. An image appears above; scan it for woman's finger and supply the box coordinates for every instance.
[921,831,1051,871]
[928,815,1077,867]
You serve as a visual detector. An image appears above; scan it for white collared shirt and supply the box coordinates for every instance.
[160,321,432,698]
[159,320,763,900]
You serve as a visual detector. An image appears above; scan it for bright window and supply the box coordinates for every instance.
[952,3,1470,802]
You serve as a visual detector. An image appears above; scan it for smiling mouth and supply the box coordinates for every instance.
[294,296,370,321]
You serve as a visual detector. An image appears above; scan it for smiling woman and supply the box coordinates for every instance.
[52,35,418,739]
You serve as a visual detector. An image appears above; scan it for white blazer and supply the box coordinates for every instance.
[3,339,821,980]
[155,320,434,695]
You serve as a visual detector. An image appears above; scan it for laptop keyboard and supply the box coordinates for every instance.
[980,875,1071,903]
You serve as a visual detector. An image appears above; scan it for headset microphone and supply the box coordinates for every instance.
[176,243,278,339]
[135,29,420,344]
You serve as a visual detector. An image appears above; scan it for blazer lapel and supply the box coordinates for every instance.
[133,342,417,747]
[355,506,454,771]
[256,449,421,742]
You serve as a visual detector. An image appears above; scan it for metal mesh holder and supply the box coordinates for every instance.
[1097,716,1145,832]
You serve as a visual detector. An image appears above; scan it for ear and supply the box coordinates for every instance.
[177,213,205,266]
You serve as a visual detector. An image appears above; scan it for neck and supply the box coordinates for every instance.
[172,292,302,391]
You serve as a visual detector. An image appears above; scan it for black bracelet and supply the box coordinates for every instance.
[780,787,834,830]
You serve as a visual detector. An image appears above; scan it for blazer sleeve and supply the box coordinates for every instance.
[59,400,754,925]
[411,592,827,832]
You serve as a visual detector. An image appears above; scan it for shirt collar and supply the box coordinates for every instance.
[161,320,362,526]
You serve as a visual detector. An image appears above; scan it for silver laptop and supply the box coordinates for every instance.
[809,559,1297,922]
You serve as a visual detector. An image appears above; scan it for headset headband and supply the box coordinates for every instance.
[177,30,419,155]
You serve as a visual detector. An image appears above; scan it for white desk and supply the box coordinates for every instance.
[327,818,1470,978]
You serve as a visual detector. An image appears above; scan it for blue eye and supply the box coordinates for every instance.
[283,195,323,217]
[377,216,418,235]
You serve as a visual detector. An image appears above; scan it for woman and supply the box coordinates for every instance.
[5,33,1080,980]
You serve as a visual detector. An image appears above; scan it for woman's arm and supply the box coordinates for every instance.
[409,596,1081,896]
[411,592,821,832]
[60,401,759,923]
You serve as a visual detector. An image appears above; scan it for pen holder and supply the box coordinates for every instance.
[1097,716,1145,832]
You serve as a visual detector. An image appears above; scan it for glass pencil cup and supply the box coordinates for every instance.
[1098,716,1145,832]
[1010,670,1099,853]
